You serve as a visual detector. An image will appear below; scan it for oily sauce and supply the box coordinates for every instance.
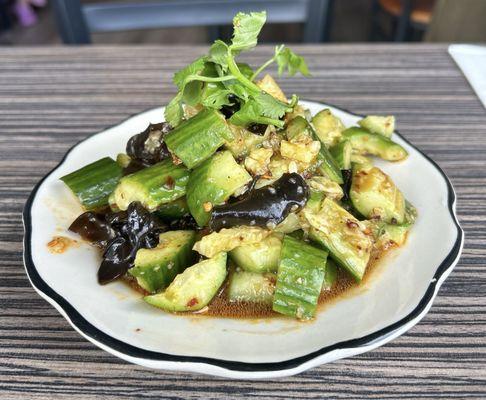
[122,243,398,320]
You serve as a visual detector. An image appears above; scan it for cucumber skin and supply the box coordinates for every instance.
[330,141,352,170]
[227,271,276,304]
[113,159,189,211]
[186,151,251,226]
[315,145,343,184]
[285,116,308,140]
[286,116,343,184]
[308,123,343,184]
[322,259,338,290]
[272,235,328,320]
[342,127,408,161]
[155,197,190,220]
[144,252,228,312]
[305,198,372,282]
[130,231,196,293]
[165,109,233,169]
[60,157,122,210]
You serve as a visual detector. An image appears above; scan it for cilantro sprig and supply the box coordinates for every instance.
[165,11,309,128]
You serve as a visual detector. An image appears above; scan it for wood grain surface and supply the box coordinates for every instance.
[1,44,485,399]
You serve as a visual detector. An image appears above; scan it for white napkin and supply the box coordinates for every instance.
[448,44,486,109]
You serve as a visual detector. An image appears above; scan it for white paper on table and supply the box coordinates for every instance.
[448,44,486,109]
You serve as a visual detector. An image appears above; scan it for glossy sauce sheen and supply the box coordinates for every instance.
[124,245,394,319]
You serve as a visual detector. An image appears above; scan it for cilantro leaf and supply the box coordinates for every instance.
[209,40,229,71]
[276,47,310,77]
[255,92,292,119]
[229,97,285,128]
[164,92,184,127]
[182,81,203,106]
[230,11,266,52]
[237,62,254,80]
[201,86,233,109]
[173,56,207,90]
[225,81,251,101]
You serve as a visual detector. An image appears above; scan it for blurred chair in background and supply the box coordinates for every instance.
[425,0,486,42]
[0,0,13,32]
[371,0,435,41]
[51,0,333,44]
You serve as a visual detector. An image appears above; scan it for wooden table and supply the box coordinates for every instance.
[1,44,485,399]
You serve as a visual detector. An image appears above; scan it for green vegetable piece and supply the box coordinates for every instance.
[312,109,345,148]
[315,143,343,184]
[227,271,275,304]
[342,127,408,161]
[155,197,190,220]
[165,109,233,169]
[305,198,372,282]
[129,231,196,293]
[60,157,122,210]
[224,124,267,158]
[368,200,417,248]
[144,252,227,312]
[285,116,343,184]
[322,259,338,291]
[358,115,395,138]
[116,153,131,168]
[285,115,308,140]
[230,234,282,273]
[330,140,352,170]
[305,191,325,213]
[230,11,267,52]
[350,164,405,224]
[272,235,328,320]
[186,150,251,226]
[112,159,189,211]
[367,219,407,247]
[274,212,301,233]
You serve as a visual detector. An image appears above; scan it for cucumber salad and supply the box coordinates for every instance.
[60,11,416,321]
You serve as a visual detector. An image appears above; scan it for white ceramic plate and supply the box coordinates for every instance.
[23,101,463,379]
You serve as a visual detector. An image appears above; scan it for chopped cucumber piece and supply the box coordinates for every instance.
[112,159,189,211]
[193,226,270,258]
[350,164,405,224]
[286,116,342,183]
[322,259,338,290]
[129,230,196,293]
[186,150,251,226]
[60,157,122,210]
[165,108,233,168]
[330,140,352,170]
[227,271,276,304]
[342,127,407,161]
[155,197,190,220]
[307,176,344,200]
[273,235,328,320]
[366,220,410,248]
[304,198,372,282]
[229,234,282,273]
[312,109,345,148]
[144,252,227,312]
[116,153,131,168]
[256,74,287,102]
[305,191,325,213]
[358,115,395,138]
[224,124,267,158]
[350,153,374,166]
[274,212,301,233]
[285,116,308,140]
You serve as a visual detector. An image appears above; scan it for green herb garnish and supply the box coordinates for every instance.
[165,11,309,129]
